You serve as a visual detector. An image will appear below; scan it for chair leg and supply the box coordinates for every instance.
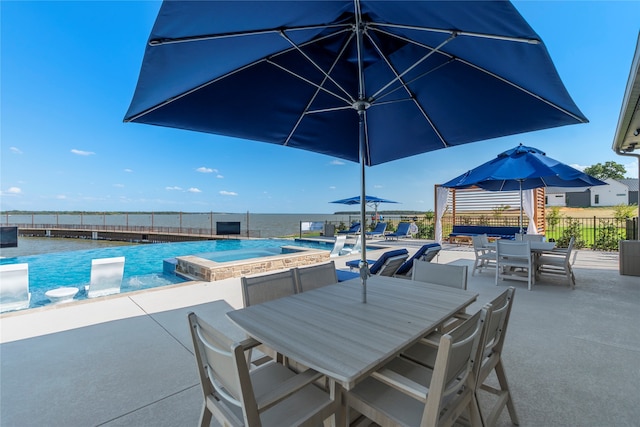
[199,402,213,427]
[494,361,520,426]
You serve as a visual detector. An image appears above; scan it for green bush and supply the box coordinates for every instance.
[594,219,624,251]
[556,217,585,249]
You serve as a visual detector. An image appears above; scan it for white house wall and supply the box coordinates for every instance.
[590,178,628,206]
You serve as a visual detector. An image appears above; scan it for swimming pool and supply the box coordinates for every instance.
[0,238,341,310]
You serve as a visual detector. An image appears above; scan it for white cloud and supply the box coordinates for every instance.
[216,174,224,179]
[56,194,67,199]
[124,168,133,173]
[196,166,217,173]
[570,163,587,171]
[71,148,95,156]
[113,184,125,188]
[166,186,182,191]
[10,147,23,154]
[1,187,22,196]
[373,184,383,189]
[329,186,336,190]
[330,160,345,166]
[220,190,238,196]
[187,187,202,193]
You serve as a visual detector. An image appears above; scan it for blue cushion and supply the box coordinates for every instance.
[336,270,359,282]
[395,243,441,276]
[345,259,375,269]
[343,248,409,276]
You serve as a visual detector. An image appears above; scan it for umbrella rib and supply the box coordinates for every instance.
[148,23,350,46]
[282,33,357,147]
[277,30,356,103]
[370,26,587,123]
[456,58,589,123]
[369,22,541,45]
[365,30,451,147]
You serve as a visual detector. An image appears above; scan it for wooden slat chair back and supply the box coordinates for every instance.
[496,240,534,290]
[188,312,339,427]
[473,287,519,427]
[411,260,468,290]
[294,261,338,293]
[346,308,486,427]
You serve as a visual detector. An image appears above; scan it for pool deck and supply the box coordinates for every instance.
[1,240,639,426]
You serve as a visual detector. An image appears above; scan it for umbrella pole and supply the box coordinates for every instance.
[519,180,524,234]
[358,107,368,304]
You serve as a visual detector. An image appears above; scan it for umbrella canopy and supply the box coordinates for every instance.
[442,144,607,231]
[331,195,398,223]
[124,1,588,302]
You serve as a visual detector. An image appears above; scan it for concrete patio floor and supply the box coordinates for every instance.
[1,242,638,426]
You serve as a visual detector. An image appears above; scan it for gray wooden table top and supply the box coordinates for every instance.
[228,275,478,390]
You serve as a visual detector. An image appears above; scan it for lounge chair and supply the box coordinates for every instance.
[365,222,387,237]
[0,263,30,313]
[337,222,360,236]
[337,248,409,281]
[393,243,441,276]
[85,256,125,298]
[384,222,411,240]
[339,234,362,256]
[328,235,347,257]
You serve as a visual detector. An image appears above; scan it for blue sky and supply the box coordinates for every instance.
[2,1,639,214]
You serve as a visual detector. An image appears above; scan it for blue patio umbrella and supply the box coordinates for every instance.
[442,144,607,232]
[331,195,398,222]
[124,1,588,302]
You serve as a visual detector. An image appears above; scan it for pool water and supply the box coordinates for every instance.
[0,238,337,310]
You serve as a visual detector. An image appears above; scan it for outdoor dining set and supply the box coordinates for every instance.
[186,252,524,427]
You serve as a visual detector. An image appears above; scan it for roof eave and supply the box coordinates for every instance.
[613,32,640,154]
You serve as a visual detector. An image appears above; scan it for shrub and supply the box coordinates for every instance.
[594,219,624,251]
[556,217,585,249]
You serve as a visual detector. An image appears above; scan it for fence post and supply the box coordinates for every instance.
[593,216,597,249]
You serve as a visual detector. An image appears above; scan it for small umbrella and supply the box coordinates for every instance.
[331,195,398,222]
[124,1,588,302]
[442,144,607,232]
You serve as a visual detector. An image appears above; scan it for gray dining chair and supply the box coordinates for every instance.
[536,236,576,288]
[294,261,338,293]
[346,308,486,427]
[496,240,534,290]
[188,312,340,427]
[472,234,496,276]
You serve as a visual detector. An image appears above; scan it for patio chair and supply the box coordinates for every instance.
[328,235,346,257]
[241,269,298,365]
[365,222,387,237]
[411,259,468,290]
[401,288,519,427]
[85,256,125,298]
[187,312,340,427]
[496,240,534,291]
[393,243,441,277]
[411,260,469,331]
[346,308,486,427]
[338,249,409,281]
[294,261,338,293]
[337,222,360,236]
[0,263,30,313]
[472,234,495,276]
[536,236,576,288]
[384,221,411,240]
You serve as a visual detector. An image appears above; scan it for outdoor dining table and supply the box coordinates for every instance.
[227,275,478,392]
